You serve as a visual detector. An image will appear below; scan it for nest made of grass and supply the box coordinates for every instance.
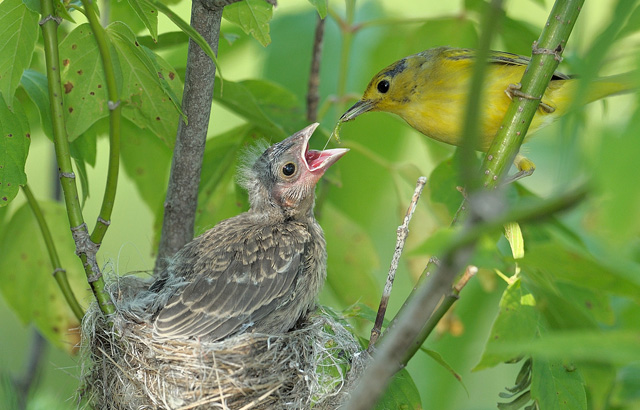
[79,276,366,410]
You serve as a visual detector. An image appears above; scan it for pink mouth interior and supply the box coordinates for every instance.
[305,149,325,171]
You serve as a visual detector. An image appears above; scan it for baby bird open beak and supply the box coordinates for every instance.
[340,100,376,122]
[296,123,349,177]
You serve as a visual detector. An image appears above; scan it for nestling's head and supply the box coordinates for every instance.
[239,123,348,219]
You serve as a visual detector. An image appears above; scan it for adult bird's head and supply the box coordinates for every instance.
[340,52,428,123]
[239,123,348,219]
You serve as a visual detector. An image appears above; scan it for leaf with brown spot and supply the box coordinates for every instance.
[106,22,183,145]
[0,94,29,206]
[0,201,91,353]
[64,81,74,93]
[59,24,110,141]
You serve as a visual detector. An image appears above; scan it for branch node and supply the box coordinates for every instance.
[39,15,62,26]
[532,40,563,62]
[97,216,111,226]
[107,100,121,110]
[59,171,76,179]
[87,271,103,283]
[52,268,66,277]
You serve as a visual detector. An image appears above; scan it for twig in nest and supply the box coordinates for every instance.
[368,177,427,351]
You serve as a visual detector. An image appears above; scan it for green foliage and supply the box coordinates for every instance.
[0,0,38,105]
[0,95,30,206]
[0,201,89,352]
[375,368,423,410]
[222,0,273,47]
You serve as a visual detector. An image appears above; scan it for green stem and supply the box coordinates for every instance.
[22,185,84,321]
[459,0,505,191]
[39,0,114,315]
[480,0,585,188]
[79,0,122,245]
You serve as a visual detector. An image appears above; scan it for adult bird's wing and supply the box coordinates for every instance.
[153,218,310,340]
[440,47,571,80]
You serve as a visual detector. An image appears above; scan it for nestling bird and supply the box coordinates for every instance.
[340,46,636,172]
[150,123,348,341]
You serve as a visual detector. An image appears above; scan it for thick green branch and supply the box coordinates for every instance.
[22,185,84,321]
[79,0,122,245]
[39,0,114,315]
[480,1,585,187]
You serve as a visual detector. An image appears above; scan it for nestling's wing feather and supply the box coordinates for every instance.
[153,216,311,340]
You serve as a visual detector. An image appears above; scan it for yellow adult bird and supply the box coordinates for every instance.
[340,46,635,172]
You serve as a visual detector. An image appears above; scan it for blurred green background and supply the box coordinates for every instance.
[2,0,639,408]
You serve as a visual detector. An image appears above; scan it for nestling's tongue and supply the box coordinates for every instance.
[304,148,348,172]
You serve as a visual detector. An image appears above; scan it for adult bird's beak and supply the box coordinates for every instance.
[340,99,376,122]
[295,123,349,176]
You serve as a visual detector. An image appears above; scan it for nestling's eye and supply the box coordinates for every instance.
[377,79,390,94]
[282,162,296,177]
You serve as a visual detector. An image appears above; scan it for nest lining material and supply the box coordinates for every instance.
[79,276,366,409]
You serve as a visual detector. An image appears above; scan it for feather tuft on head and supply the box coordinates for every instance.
[236,139,271,193]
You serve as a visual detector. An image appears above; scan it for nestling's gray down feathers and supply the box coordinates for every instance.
[150,123,348,341]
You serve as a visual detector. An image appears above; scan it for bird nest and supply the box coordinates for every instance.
[78,276,366,409]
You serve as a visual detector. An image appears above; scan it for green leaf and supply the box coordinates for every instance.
[531,358,586,410]
[142,0,222,78]
[59,24,110,141]
[429,152,464,219]
[120,120,171,212]
[504,222,524,259]
[307,0,328,19]
[126,0,158,41]
[375,368,423,410]
[0,201,90,352]
[492,331,640,366]
[409,226,457,257]
[20,69,53,140]
[520,243,640,304]
[474,279,539,370]
[406,18,478,51]
[223,0,273,47]
[611,363,640,407]
[190,125,259,243]
[421,348,467,391]
[500,17,539,56]
[137,31,188,50]
[0,0,38,103]
[106,21,182,146]
[213,79,296,137]
[0,95,30,206]
[342,302,389,328]
[616,4,640,40]
[323,202,381,309]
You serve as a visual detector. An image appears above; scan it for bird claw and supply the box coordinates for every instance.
[505,83,555,113]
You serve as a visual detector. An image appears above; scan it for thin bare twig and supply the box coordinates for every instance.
[306,15,325,122]
[368,177,426,351]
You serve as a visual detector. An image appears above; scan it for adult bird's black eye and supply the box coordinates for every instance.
[377,79,390,94]
[282,162,296,176]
